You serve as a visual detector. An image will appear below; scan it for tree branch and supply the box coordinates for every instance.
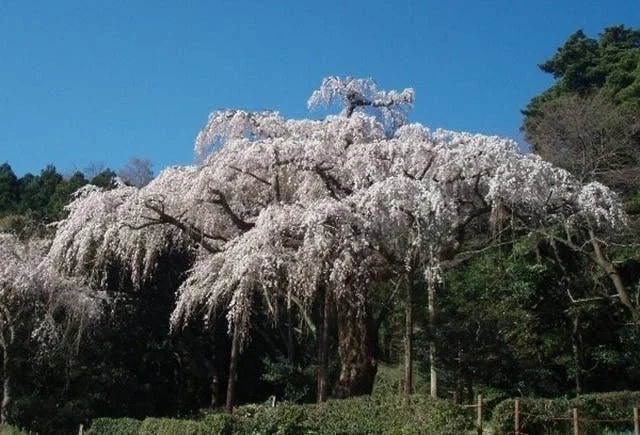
[208,189,255,232]
[143,198,223,253]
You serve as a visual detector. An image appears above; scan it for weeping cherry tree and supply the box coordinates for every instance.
[47,77,626,408]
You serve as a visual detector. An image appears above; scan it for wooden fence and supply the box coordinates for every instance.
[513,398,640,435]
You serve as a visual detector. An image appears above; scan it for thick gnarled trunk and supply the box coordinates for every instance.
[333,295,376,398]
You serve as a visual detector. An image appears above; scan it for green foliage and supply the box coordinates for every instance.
[261,355,316,403]
[493,397,571,435]
[89,169,117,188]
[528,25,640,109]
[87,417,142,435]
[90,396,472,435]
[138,417,207,435]
[233,403,307,434]
[303,395,471,435]
[523,26,640,195]
[372,363,428,397]
[0,426,27,435]
[87,414,234,435]
[492,392,640,435]
[200,414,233,435]
[0,163,19,215]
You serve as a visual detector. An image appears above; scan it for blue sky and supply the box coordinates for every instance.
[0,0,638,176]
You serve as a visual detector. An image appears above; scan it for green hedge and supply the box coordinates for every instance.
[88,414,233,435]
[87,395,471,435]
[87,417,142,435]
[138,417,209,435]
[492,391,640,435]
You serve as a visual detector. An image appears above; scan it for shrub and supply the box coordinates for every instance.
[492,397,571,435]
[200,413,233,435]
[0,425,28,435]
[303,395,471,435]
[492,392,640,435]
[138,417,206,435]
[87,417,142,435]
[86,395,473,435]
[233,403,307,435]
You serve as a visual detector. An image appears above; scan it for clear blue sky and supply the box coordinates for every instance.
[1,0,638,176]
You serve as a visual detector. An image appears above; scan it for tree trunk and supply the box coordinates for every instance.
[571,313,582,396]
[588,230,640,325]
[333,294,376,398]
[404,281,413,395]
[210,366,220,409]
[317,286,330,403]
[428,270,438,399]
[225,325,240,413]
[286,290,294,364]
[1,349,9,425]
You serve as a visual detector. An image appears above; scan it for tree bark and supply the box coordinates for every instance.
[1,348,10,425]
[317,286,330,403]
[333,293,377,398]
[225,325,240,413]
[404,280,413,395]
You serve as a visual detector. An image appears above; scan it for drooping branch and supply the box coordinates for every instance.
[313,165,353,199]
[142,198,223,253]
[208,189,255,232]
[227,165,272,187]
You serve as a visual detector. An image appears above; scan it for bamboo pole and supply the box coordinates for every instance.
[573,408,579,435]
[634,407,639,435]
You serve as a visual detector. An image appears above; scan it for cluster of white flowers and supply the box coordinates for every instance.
[0,233,104,356]
[47,77,627,341]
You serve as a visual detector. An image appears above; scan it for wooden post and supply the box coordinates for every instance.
[634,407,639,435]
[573,408,579,435]
[476,394,483,435]
[514,399,520,435]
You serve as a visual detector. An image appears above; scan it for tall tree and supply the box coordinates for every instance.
[523,26,640,191]
[523,26,640,328]
[47,77,625,410]
[524,93,640,194]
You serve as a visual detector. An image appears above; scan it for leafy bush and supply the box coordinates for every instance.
[0,425,28,435]
[303,395,471,435]
[87,417,142,435]
[200,413,233,435]
[492,397,571,435]
[233,403,307,435]
[138,417,206,435]
[87,395,473,435]
[493,392,640,435]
